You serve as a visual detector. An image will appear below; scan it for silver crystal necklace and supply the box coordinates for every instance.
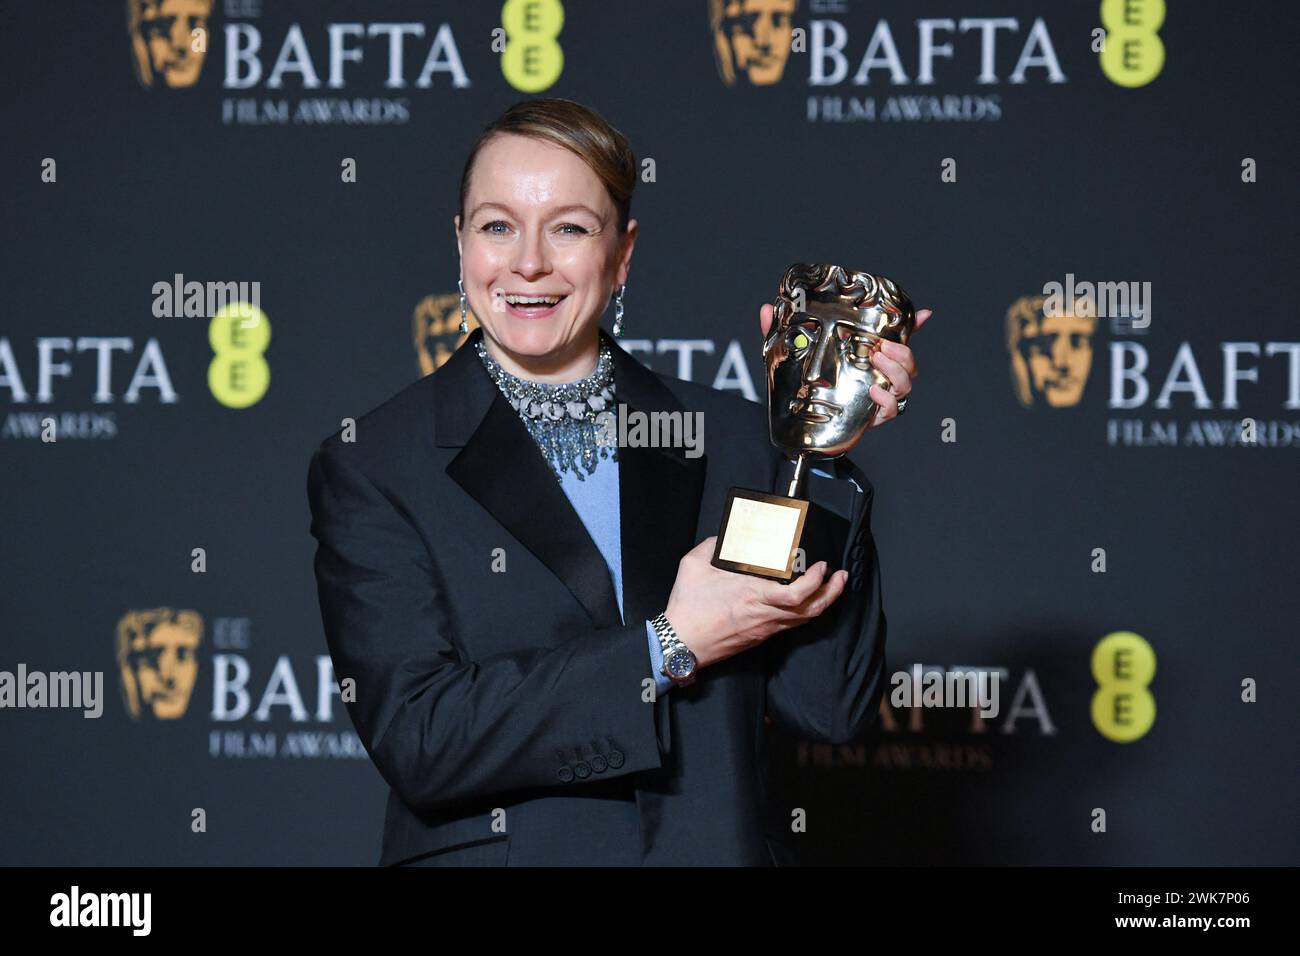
[475,338,617,481]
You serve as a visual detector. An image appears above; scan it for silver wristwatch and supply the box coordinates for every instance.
[650,611,698,687]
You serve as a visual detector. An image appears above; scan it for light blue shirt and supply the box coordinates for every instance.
[556,451,675,697]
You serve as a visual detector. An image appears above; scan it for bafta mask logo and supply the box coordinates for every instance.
[413,293,478,376]
[116,609,202,720]
[127,0,213,90]
[1006,294,1098,408]
[765,263,914,459]
[709,0,798,87]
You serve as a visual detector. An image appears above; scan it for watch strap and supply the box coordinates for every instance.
[650,611,696,685]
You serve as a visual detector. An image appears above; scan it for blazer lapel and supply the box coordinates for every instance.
[608,332,709,626]
[439,328,621,628]
[436,327,707,631]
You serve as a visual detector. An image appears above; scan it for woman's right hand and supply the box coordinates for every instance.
[663,536,849,669]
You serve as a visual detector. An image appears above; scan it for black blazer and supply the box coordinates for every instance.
[307,326,887,866]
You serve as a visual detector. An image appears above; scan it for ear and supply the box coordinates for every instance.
[453,215,462,262]
[614,218,638,287]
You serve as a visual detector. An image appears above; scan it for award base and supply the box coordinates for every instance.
[711,487,810,582]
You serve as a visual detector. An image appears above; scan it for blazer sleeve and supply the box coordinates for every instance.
[763,453,888,744]
[307,441,671,815]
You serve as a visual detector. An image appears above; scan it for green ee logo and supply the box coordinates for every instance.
[208,302,270,409]
[1091,630,1156,742]
[1099,0,1166,88]
[500,0,564,92]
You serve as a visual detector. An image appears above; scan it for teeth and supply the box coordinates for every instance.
[505,294,562,305]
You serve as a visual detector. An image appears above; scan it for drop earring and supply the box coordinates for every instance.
[458,277,468,334]
[612,284,627,337]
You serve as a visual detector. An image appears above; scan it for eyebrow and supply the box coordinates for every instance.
[797,314,878,334]
[469,201,604,221]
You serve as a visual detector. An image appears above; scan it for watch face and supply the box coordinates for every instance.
[666,647,696,679]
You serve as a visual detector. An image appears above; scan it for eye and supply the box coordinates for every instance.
[144,17,177,37]
[849,336,875,363]
[557,223,588,236]
[790,329,811,351]
[480,220,510,235]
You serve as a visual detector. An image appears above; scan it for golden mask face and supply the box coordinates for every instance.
[127,0,212,89]
[710,0,798,86]
[413,293,478,377]
[116,609,202,720]
[1006,295,1097,408]
[765,265,914,459]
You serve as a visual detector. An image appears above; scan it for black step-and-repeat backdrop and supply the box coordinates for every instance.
[2,0,1296,866]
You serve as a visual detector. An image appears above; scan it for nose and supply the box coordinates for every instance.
[1049,333,1072,369]
[511,225,551,280]
[803,327,838,389]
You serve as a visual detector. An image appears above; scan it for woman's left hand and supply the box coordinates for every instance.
[759,304,933,429]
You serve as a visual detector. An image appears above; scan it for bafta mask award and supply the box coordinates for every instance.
[711,263,916,581]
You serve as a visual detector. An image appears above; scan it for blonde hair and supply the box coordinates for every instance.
[457,98,636,234]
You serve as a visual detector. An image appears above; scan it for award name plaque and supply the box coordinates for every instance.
[711,263,916,582]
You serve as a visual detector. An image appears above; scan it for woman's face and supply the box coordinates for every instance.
[455,133,637,380]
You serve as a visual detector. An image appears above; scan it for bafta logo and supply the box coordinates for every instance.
[413,293,478,377]
[116,609,202,720]
[1006,294,1097,409]
[127,0,213,90]
[709,0,798,87]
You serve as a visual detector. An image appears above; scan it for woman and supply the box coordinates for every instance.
[308,98,930,866]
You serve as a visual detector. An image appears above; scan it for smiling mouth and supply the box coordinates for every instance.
[499,292,568,316]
